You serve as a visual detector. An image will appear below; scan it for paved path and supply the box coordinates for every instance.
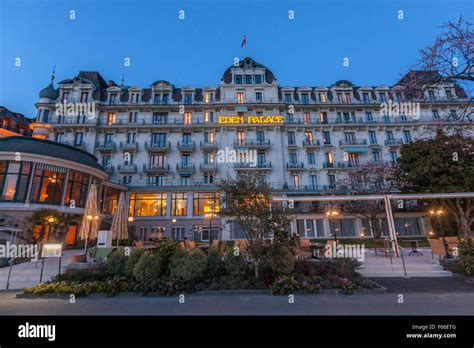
[0,291,473,315]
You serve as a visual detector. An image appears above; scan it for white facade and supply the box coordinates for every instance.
[34,57,472,241]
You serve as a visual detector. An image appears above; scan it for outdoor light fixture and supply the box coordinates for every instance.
[430,208,450,258]
[326,210,340,244]
[128,216,134,222]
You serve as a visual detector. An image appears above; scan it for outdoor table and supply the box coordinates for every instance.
[309,243,326,259]
[405,239,423,256]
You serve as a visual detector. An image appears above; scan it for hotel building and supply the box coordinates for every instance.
[28,57,471,242]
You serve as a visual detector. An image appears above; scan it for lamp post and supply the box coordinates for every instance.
[205,212,216,247]
[84,214,99,262]
[47,216,55,243]
[430,209,450,258]
[326,210,339,245]
[125,216,134,246]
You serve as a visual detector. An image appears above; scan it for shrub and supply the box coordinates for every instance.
[340,277,357,295]
[132,253,163,286]
[154,238,180,274]
[457,237,474,276]
[106,250,127,276]
[206,246,224,279]
[267,244,295,275]
[300,281,322,294]
[169,249,207,290]
[124,249,145,278]
[223,250,248,278]
[269,275,299,295]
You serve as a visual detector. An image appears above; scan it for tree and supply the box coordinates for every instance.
[219,172,292,278]
[335,162,398,239]
[395,130,474,237]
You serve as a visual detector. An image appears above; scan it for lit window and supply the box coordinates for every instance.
[237,92,245,104]
[107,112,116,125]
[184,112,192,125]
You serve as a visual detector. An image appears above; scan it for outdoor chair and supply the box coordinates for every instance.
[428,238,448,260]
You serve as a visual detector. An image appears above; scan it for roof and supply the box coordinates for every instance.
[39,82,59,100]
[0,106,33,125]
[221,57,276,84]
[0,136,105,172]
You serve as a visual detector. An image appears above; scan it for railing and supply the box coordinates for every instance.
[143,164,170,172]
[117,164,137,172]
[385,238,408,278]
[6,241,44,290]
[286,162,304,170]
[233,139,271,147]
[177,141,196,151]
[339,139,368,146]
[200,163,218,171]
[200,141,218,150]
[119,141,139,151]
[384,138,403,146]
[96,142,116,151]
[234,162,272,169]
[64,141,87,150]
[144,141,171,151]
[176,164,195,171]
[303,139,321,147]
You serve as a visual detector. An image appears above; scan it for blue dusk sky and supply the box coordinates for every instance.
[0,0,472,117]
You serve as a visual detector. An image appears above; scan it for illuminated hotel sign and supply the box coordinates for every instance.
[218,115,284,125]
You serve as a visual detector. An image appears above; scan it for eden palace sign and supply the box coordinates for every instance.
[218,115,284,125]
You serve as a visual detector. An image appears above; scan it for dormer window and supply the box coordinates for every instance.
[428,90,435,100]
[154,94,161,104]
[284,93,292,103]
[245,75,253,84]
[204,92,214,103]
[131,93,140,103]
[345,93,351,103]
[42,110,50,123]
[2,120,8,129]
[234,75,243,84]
[395,92,402,102]
[236,91,245,104]
[80,92,88,102]
[109,94,118,105]
[363,92,369,103]
[319,93,327,103]
[301,93,309,105]
[379,92,386,102]
[445,89,453,100]
[255,91,263,102]
[337,93,343,103]
[254,75,262,84]
[184,93,193,105]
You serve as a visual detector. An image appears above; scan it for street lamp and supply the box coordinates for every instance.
[46,216,56,243]
[205,212,217,247]
[326,210,339,245]
[83,214,99,262]
[172,218,177,240]
[429,209,450,258]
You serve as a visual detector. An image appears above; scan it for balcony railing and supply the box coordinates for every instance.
[144,141,171,152]
[234,162,272,170]
[143,163,170,173]
[384,138,403,146]
[65,141,87,150]
[302,139,321,149]
[119,141,139,151]
[339,139,368,146]
[176,164,195,173]
[102,164,114,174]
[200,141,218,151]
[96,142,116,151]
[177,141,196,152]
[286,162,304,170]
[233,139,271,148]
[200,163,218,172]
[117,164,137,173]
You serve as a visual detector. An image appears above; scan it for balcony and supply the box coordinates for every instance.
[117,164,137,174]
[176,163,195,174]
[144,141,171,153]
[322,162,343,170]
[96,142,116,152]
[233,139,271,150]
[143,163,170,175]
[233,162,272,171]
[102,164,114,174]
[286,162,304,171]
[200,141,218,151]
[286,142,298,150]
[302,139,321,150]
[384,138,403,147]
[177,141,196,153]
[339,139,368,147]
[200,163,218,173]
[119,141,139,152]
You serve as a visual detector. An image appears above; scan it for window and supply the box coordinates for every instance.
[254,75,262,84]
[62,91,70,102]
[348,153,359,167]
[148,175,165,186]
[193,192,220,215]
[55,133,64,143]
[325,152,334,164]
[128,112,137,123]
[149,154,165,167]
[328,174,336,188]
[126,132,136,144]
[123,176,132,185]
[203,174,214,184]
[368,131,377,144]
[390,151,398,162]
[104,133,113,145]
[395,217,422,236]
[184,93,193,105]
[230,221,246,239]
[307,152,315,165]
[0,161,31,202]
[284,93,292,103]
[445,89,453,100]
[204,111,214,123]
[432,110,439,119]
[363,93,369,103]
[372,151,380,163]
[245,75,253,84]
[181,176,190,186]
[319,112,327,124]
[344,132,356,144]
[80,92,88,102]
[182,133,192,144]
[204,131,214,143]
[42,110,50,123]
[365,112,373,122]
[305,131,313,144]
[204,92,214,103]
[319,93,327,103]
[153,112,167,125]
[386,130,394,141]
[395,92,402,102]
[234,75,243,84]
[345,93,351,103]
[184,112,192,125]
[171,193,187,216]
[287,132,296,145]
[172,226,186,241]
[301,93,309,104]
[131,93,140,103]
[289,152,297,165]
[309,175,318,190]
[323,131,331,144]
[31,166,65,205]
[236,92,244,104]
[64,171,90,207]
[379,92,386,102]
[428,90,435,100]
[337,93,343,103]
[403,130,411,144]
[181,154,191,166]
[129,193,167,216]
[107,112,116,125]
[74,133,83,146]
[257,152,266,166]
[303,112,310,124]
[255,91,263,102]
[154,94,161,104]
[109,94,117,104]
[237,131,245,145]
[102,155,111,167]
[292,175,299,189]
